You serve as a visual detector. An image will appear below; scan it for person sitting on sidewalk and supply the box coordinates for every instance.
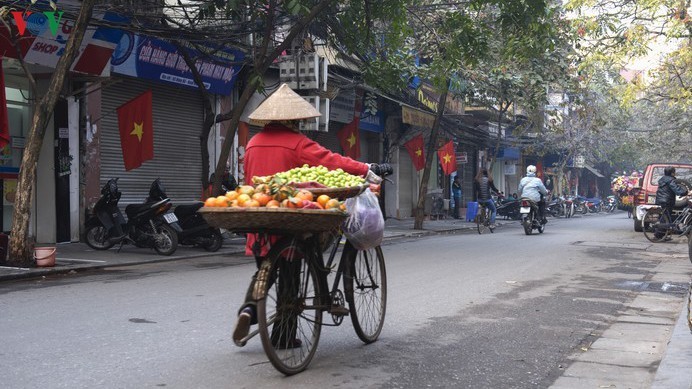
[474,168,500,228]
[232,84,385,348]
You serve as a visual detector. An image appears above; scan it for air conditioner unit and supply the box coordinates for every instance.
[278,56,298,89]
[300,96,320,131]
[297,53,319,90]
[318,98,330,132]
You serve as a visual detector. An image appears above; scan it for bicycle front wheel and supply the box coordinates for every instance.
[477,208,486,234]
[256,239,323,376]
[642,208,669,243]
[344,242,387,343]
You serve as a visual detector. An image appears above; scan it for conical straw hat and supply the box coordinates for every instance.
[248,83,321,124]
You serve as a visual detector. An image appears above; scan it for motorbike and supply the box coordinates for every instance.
[574,195,589,215]
[560,195,575,218]
[585,197,603,213]
[546,196,564,217]
[496,197,521,220]
[148,178,224,252]
[519,197,545,235]
[85,178,182,255]
[605,195,617,213]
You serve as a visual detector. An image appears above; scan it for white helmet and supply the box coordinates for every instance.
[527,165,537,174]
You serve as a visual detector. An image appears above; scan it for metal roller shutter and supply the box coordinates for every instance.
[399,147,414,218]
[100,76,205,205]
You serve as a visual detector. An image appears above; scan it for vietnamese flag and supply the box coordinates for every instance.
[0,58,10,148]
[404,134,425,171]
[337,117,361,159]
[117,91,154,171]
[437,140,456,175]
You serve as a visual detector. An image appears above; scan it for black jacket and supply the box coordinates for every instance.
[655,176,687,207]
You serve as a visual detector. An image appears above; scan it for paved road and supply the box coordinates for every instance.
[0,212,689,388]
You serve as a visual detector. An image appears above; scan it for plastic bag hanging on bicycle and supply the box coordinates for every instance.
[343,188,385,250]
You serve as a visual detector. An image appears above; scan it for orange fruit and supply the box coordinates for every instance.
[295,189,314,202]
[213,195,229,207]
[236,193,251,206]
[325,199,340,209]
[225,191,239,201]
[316,194,330,208]
[243,199,260,207]
[266,200,280,208]
[204,197,216,207]
[237,185,255,196]
[252,192,272,206]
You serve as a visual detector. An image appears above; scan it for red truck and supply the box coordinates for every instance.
[633,162,692,231]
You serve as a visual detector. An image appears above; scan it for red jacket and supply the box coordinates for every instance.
[244,123,369,255]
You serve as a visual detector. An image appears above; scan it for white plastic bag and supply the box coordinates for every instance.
[343,188,384,250]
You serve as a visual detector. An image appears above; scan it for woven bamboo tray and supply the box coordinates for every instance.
[307,185,365,200]
[199,207,348,234]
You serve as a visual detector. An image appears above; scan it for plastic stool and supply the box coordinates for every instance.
[466,202,478,221]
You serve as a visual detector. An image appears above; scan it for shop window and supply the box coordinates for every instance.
[2,85,29,232]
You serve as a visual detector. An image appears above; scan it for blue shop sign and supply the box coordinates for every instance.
[111,34,244,95]
[359,92,384,133]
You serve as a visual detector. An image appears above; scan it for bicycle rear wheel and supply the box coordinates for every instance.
[642,208,669,243]
[344,242,387,343]
[477,208,487,234]
[256,238,323,376]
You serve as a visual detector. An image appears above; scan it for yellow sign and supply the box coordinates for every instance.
[402,106,435,128]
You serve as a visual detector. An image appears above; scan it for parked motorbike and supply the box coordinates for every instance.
[585,197,603,213]
[562,195,576,218]
[546,196,564,218]
[496,198,521,220]
[574,195,589,215]
[148,178,223,252]
[519,197,545,235]
[85,178,182,255]
[605,195,617,213]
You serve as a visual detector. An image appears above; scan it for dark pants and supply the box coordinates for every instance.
[453,196,461,218]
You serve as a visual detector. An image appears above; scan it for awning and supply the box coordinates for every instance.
[584,164,604,178]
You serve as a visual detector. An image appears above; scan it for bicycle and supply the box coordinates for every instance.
[227,183,390,375]
[641,202,692,243]
[476,201,495,234]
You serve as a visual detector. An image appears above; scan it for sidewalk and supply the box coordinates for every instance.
[0,216,482,282]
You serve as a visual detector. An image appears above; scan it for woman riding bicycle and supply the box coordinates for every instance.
[474,168,500,228]
[233,84,386,347]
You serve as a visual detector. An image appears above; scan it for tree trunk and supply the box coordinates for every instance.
[210,0,336,194]
[413,80,450,230]
[6,0,96,267]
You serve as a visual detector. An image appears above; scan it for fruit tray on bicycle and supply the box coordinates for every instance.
[301,185,365,200]
[199,207,348,234]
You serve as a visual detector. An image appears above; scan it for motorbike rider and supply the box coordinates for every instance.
[474,168,500,227]
[655,166,691,225]
[232,83,387,348]
[518,165,549,224]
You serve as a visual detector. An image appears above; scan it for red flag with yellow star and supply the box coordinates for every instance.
[437,140,456,175]
[117,91,154,171]
[337,117,361,159]
[404,134,425,171]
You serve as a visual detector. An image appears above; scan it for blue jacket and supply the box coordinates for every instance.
[518,174,548,202]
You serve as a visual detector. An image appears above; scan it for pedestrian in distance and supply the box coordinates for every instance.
[452,175,462,219]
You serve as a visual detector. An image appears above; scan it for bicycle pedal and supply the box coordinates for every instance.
[329,305,349,316]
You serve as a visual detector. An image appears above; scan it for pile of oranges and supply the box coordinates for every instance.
[203,183,344,211]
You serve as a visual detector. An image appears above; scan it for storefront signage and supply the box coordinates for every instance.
[417,83,464,115]
[457,151,468,164]
[0,10,126,76]
[111,34,244,96]
[402,105,435,128]
[330,89,356,124]
[358,91,384,133]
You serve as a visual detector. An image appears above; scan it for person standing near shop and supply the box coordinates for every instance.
[452,175,462,219]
